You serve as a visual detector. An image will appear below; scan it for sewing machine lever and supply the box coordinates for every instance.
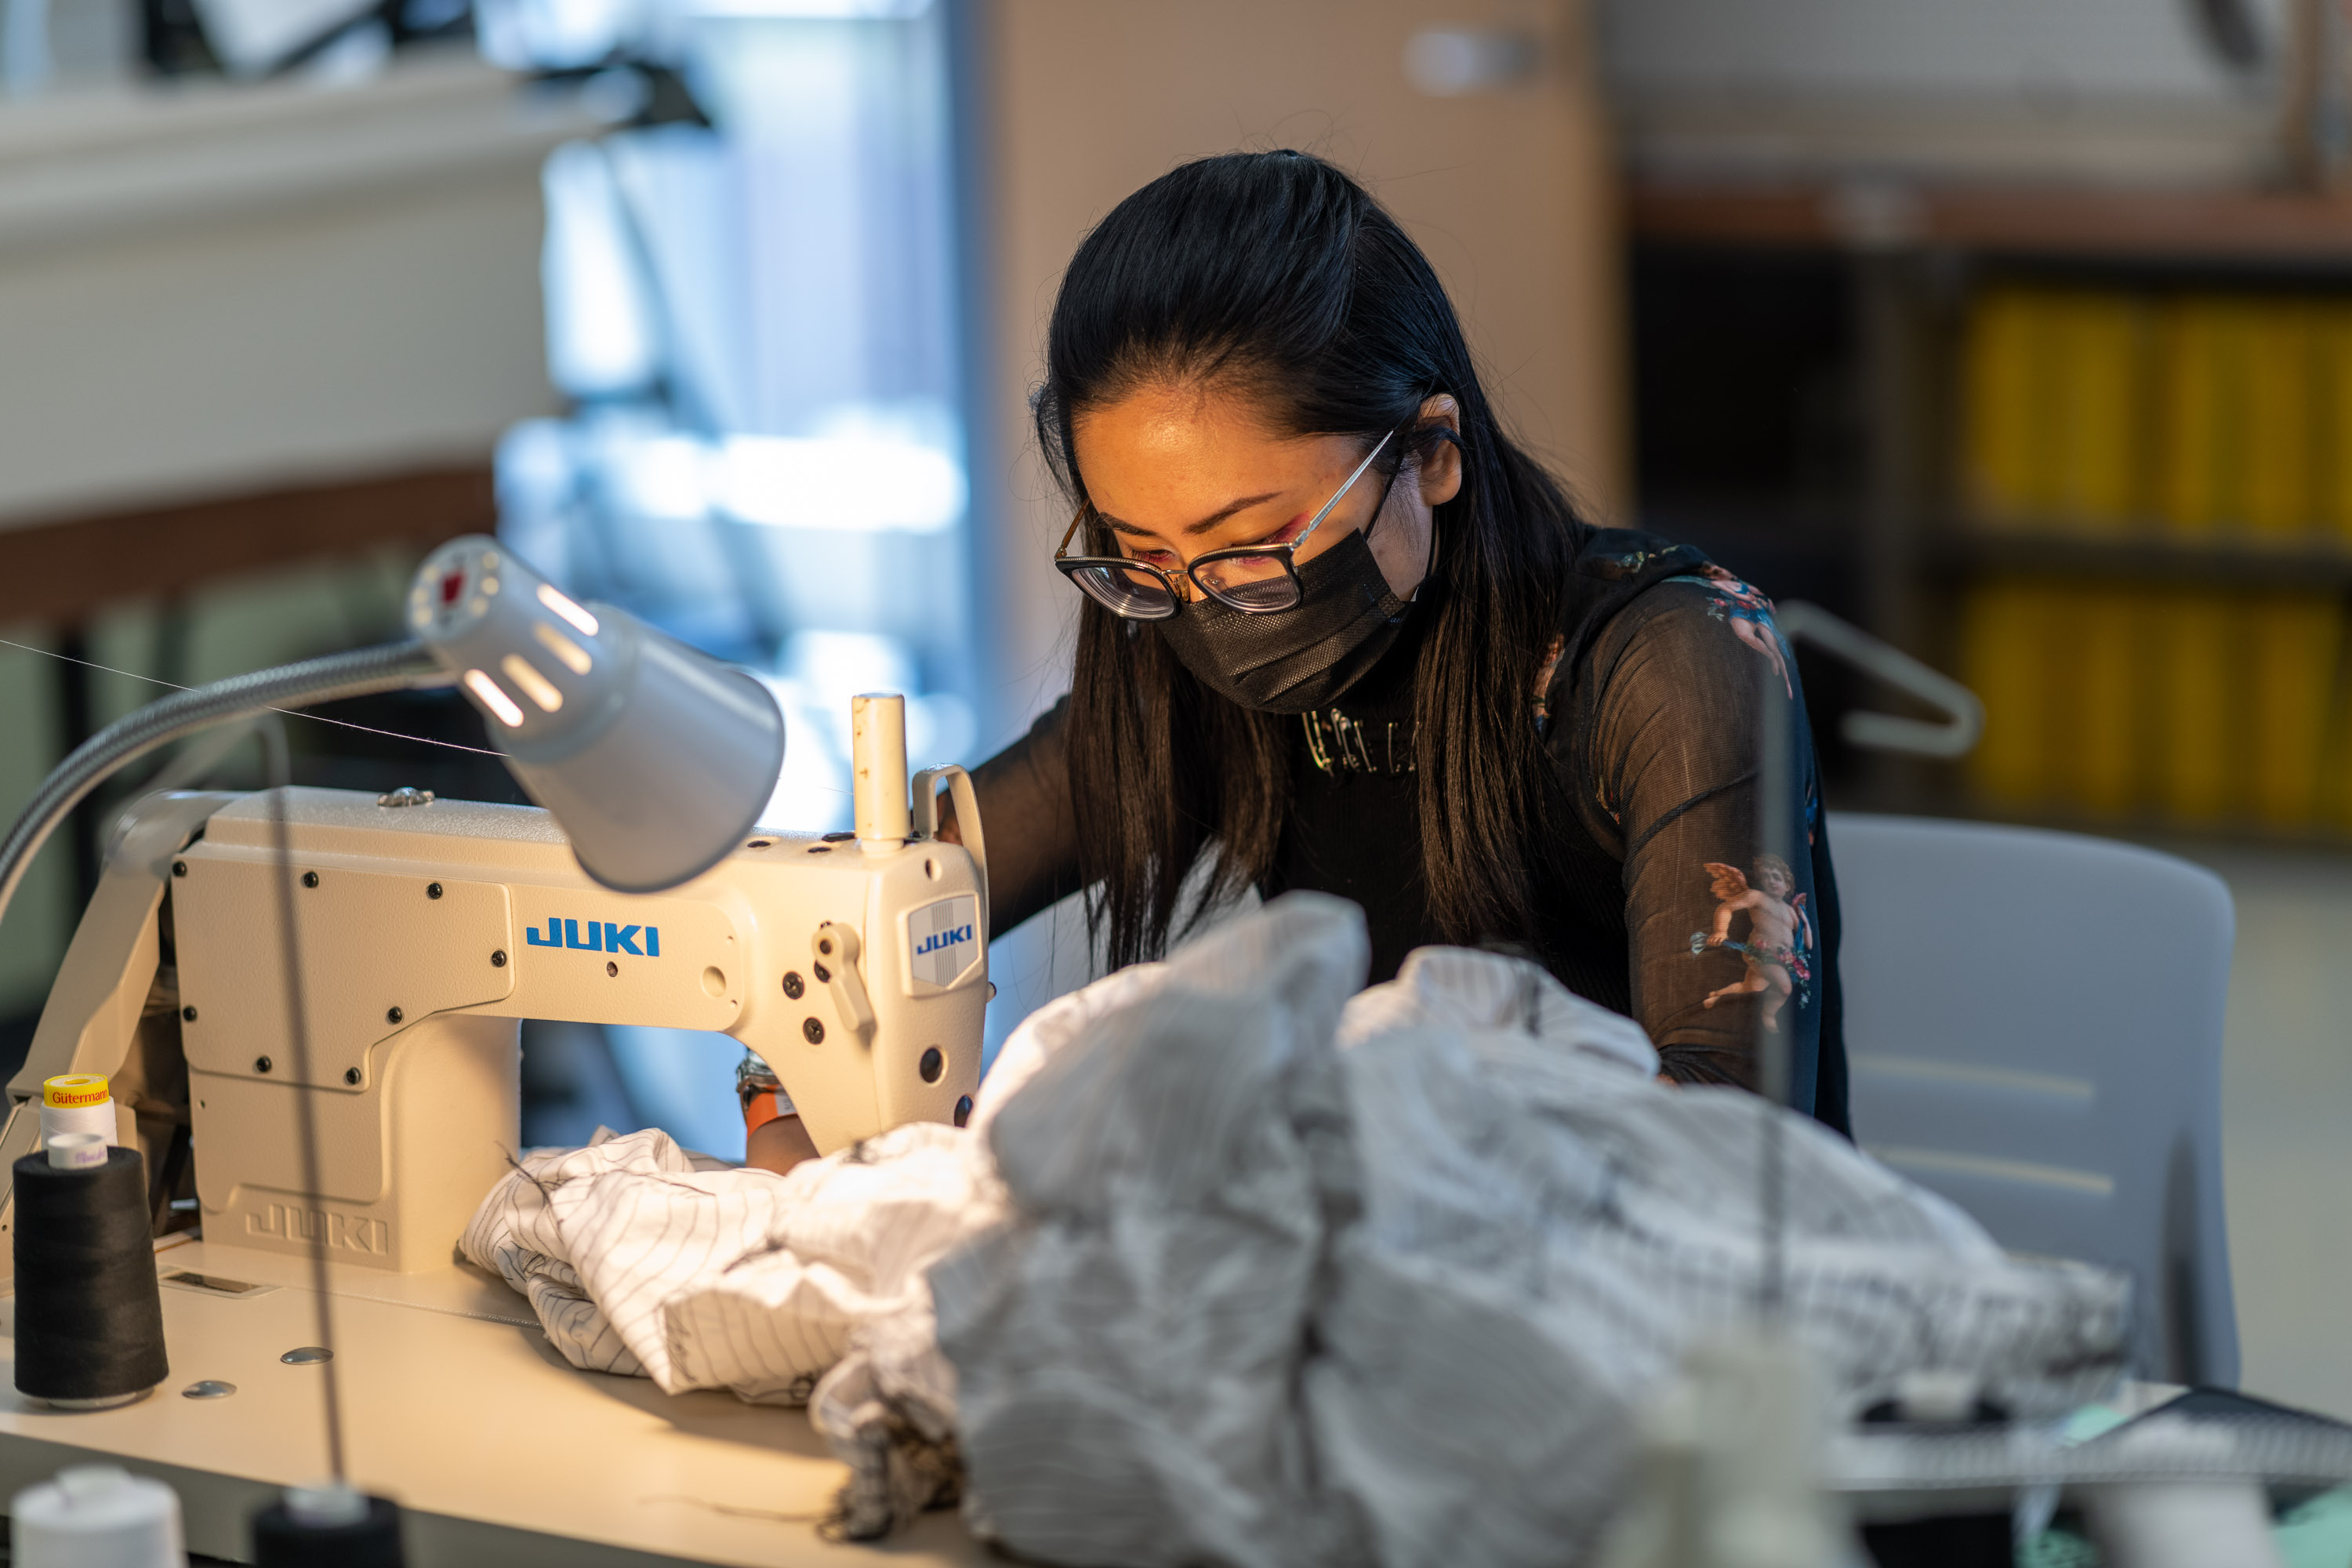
[815,922,876,1040]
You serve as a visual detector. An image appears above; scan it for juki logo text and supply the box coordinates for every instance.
[526,918,662,956]
[913,923,974,959]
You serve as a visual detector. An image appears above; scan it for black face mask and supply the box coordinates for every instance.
[1153,526,1413,713]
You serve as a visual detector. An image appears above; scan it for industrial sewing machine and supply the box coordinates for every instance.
[0,540,1001,1563]
[0,535,989,1281]
[0,771,987,1280]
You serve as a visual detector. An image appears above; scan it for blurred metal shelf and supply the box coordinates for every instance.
[1936,524,2352,586]
[0,50,604,260]
[0,50,601,535]
[1630,178,2352,265]
[0,463,492,626]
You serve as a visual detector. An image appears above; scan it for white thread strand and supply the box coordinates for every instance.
[0,636,505,760]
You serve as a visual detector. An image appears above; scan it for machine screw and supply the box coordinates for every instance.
[171,860,187,878]
[255,1057,272,1073]
[301,872,319,889]
[491,950,507,967]
[344,1068,361,1086]
[426,882,443,899]
[802,1018,825,1044]
[605,961,618,978]
[818,936,834,957]
[181,1005,197,1022]
[813,962,831,985]
[386,1007,404,1024]
[920,1047,944,1084]
[782,971,805,1000]
[953,1095,972,1127]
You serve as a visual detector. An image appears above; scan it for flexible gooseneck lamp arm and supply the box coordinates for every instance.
[0,641,446,935]
[0,533,791,946]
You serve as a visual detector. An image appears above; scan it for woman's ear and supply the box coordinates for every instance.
[1416,393,1464,509]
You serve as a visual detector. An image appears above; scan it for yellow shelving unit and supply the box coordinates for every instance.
[1630,179,2352,839]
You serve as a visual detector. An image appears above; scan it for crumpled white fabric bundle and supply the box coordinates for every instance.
[459,1117,997,1530]
[463,890,2127,1562]
[930,892,2129,1568]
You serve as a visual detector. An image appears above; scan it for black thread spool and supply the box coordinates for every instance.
[252,1489,406,1566]
[13,1144,169,1408]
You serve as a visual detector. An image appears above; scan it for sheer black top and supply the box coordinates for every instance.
[957,541,1850,1133]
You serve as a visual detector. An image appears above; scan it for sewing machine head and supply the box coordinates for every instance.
[1,546,989,1276]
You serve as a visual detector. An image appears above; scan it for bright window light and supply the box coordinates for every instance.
[537,583,601,637]
[463,669,527,728]
[714,434,965,534]
[684,0,931,16]
[612,435,709,521]
[501,654,565,713]
[533,621,593,675]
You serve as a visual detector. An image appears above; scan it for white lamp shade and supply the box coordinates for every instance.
[408,536,785,892]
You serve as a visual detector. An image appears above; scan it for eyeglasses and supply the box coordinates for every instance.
[1054,428,1399,620]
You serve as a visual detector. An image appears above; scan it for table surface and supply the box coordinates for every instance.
[0,1236,986,1566]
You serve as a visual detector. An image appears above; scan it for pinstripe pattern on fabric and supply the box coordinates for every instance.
[457,892,2126,1560]
[462,1124,1000,1401]
[930,893,2126,1567]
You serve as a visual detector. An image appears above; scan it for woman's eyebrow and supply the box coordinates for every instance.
[1097,492,1285,538]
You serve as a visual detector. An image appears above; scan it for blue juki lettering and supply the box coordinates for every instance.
[525,917,561,947]
[645,926,659,957]
[604,924,642,956]
[563,918,602,952]
[916,925,975,956]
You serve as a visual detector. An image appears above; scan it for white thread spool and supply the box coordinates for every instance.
[2083,1419,2287,1568]
[10,1464,185,1567]
[2087,1479,2282,1568]
[45,1132,107,1171]
[851,692,910,848]
[38,1074,114,1148]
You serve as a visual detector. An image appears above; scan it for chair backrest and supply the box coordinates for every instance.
[1828,811,2238,1387]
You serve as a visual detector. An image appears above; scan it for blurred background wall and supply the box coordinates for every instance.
[0,0,2347,1414]
[979,0,1627,729]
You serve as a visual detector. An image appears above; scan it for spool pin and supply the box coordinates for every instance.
[46,1133,107,1171]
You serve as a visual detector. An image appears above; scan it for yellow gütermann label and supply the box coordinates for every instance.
[42,1073,110,1109]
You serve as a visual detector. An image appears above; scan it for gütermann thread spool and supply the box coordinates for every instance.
[39,1073,115,1147]
[13,1136,168,1409]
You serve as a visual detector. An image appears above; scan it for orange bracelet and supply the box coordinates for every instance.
[740,1086,792,1138]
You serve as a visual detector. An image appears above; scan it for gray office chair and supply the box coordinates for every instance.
[1828,811,2240,1388]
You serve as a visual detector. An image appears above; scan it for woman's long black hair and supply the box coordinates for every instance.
[1037,150,1592,969]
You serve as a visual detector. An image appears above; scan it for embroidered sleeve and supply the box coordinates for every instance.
[1580,578,1825,1094]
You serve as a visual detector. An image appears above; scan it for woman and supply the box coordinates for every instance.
[956,151,1847,1128]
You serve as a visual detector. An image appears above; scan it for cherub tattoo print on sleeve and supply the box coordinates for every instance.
[1691,855,1814,1035]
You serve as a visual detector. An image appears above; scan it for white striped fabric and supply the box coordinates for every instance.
[932,892,2129,1568]
[460,1122,1000,1402]
[461,891,2128,1562]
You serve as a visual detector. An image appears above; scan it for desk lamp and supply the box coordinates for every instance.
[0,535,787,1565]
[0,535,784,919]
